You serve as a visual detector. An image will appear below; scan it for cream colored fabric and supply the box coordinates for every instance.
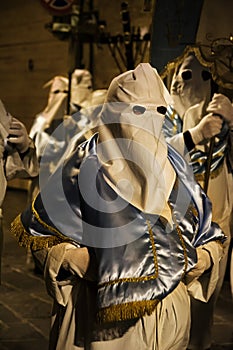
[168,52,233,350]
[45,248,191,350]
[44,242,90,307]
[170,54,211,119]
[29,76,68,140]
[91,282,190,350]
[42,76,69,124]
[188,237,230,349]
[49,282,85,350]
[45,243,94,350]
[90,89,107,107]
[80,89,108,122]
[199,158,233,232]
[71,69,93,107]
[0,99,38,283]
[44,63,223,350]
[30,70,93,140]
[183,102,206,132]
[169,52,233,245]
[0,100,10,139]
[186,241,223,302]
[0,100,38,207]
[171,140,232,350]
[48,280,190,350]
[94,63,176,223]
[207,93,233,128]
[198,158,232,303]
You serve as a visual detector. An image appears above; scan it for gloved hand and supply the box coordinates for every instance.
[207,93,233,128]
[189,113,223,145]
[186,246,212,285]
[7,117,30,153]
[62,246,90,278]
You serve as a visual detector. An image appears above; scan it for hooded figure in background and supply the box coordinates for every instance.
[12,63,225,350]
[29,69,93,168]
[0,99,38,281]
[28,70,107,202]
[162,49,233,350]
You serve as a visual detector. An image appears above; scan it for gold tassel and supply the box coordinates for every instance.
[97,299,159,323]
[194,162,224,182]
[10,214,62,250]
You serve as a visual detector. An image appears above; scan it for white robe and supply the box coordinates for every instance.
[44,241,222,350]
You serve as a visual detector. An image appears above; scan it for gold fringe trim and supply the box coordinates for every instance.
[161,46,212,78]
[11,214,64,250]
[175,222,188,278]
[97,299,160,323]
[160,46,206,80]
[168,201,189,278]
[194,162,224,182]
[160,44,233,90]
[147,220,159,278]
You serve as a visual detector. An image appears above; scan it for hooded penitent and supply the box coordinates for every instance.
[170,53,212,121]
[11,63,224,324]
[95,63,176,223]
[71,69,93,108]
[164,50,229,180]
[29,69,93,140]
[169,53,213,135]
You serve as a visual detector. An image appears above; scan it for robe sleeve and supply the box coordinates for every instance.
[186,240,223,302]
[5,138,39,180]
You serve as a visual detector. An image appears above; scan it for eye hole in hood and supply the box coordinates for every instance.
[181,70,192,80]
[157,106,167,115]
[202,70,211,81]
[132,105,146,115]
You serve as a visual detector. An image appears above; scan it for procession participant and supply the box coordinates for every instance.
[0,99,38,281]
[162,50,233,350]
[28,71,106,201]
[29,69,93,187]
[27,74,106,273]
[11,63,225,350]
